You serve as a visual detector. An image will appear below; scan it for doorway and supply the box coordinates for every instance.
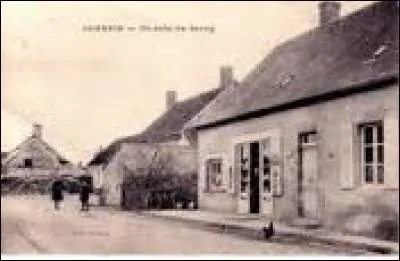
[236,135,278,215]
[298,131,318,218]
[249,142,260,213]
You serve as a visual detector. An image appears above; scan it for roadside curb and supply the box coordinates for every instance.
[137,211,399,255]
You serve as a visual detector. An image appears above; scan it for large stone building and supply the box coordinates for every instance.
[88,66,236,205]
[185,1,399,238]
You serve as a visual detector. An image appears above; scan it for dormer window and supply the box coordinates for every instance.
[275,73,295,89]
[373,45,388,57]
[364,44,389,64]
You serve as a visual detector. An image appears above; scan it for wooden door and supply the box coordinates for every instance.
[300,141,318,218]
[249,142,260,213]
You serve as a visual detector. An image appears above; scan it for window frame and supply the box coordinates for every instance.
[359,121,384,186]
[260,138,273,195]
[204,157,225,193]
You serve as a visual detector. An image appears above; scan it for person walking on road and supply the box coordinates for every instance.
[80,180,91,211]
[51,179,64,210]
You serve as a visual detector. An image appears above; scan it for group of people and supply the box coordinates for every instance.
[51,179,91,211]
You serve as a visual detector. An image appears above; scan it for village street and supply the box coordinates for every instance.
[1,195,375,255]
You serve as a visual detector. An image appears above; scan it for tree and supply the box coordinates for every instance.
[120,146,197,210]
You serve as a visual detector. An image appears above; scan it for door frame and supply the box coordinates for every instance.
[297,131,319,219]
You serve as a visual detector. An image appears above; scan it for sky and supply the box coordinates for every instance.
[1,1,374,164]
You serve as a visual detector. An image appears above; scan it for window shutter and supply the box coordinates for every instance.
[384,114,399,189]
[259,139,267,194]
[340,122,357,190]
[241,143,251,196]
[225,164,233,193]
[270,133,283,196]
[205,161,211,191]
[232,144,241,194]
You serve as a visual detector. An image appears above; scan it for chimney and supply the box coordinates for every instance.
[220,65,234,89]
[318,1,341,26]
[166,90,177,110]
[32,123,42,139]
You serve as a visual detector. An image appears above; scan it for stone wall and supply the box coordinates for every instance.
[196,84,399,237]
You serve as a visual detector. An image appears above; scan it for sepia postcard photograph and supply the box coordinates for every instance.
[1,1,399,260]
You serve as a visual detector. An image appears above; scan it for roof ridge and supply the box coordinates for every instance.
[174,87,221,106]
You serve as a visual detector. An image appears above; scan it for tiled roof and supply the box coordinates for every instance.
[187,1,399,129]
[88,88,222,166]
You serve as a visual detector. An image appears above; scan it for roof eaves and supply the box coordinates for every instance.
[194,73,399,131]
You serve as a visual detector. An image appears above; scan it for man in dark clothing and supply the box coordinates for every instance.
[51,180,64,210]
[80,180,91,211]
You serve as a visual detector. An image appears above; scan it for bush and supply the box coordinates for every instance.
[120,148,197,210]
[121,172,197,210]
[1,178,54,195]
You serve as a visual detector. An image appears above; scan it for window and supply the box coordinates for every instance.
[260,139,271,194]
[205,158,223,192]
[360,122,384,185]
[24,158,33,168]
[239,145,250,194]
